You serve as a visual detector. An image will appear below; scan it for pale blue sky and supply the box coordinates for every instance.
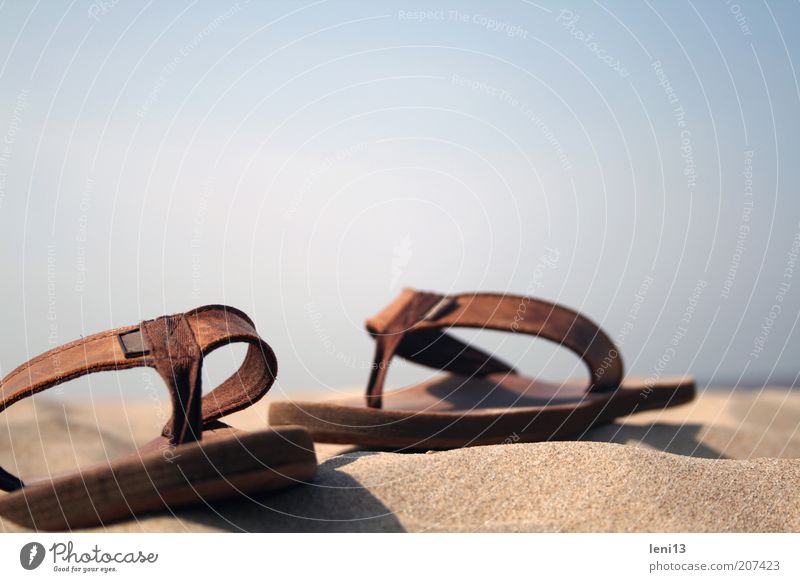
[0,0,798,401]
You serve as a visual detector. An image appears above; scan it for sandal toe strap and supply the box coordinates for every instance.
[364,289,623,409]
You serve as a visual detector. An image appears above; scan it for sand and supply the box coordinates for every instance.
[1,388,798,532]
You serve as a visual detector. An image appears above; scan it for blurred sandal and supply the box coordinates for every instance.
[269,289,694,449]
[0,305,316,531]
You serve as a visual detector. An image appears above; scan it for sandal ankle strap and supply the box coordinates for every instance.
[0,304,276,491]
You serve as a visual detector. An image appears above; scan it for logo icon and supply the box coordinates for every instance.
[390,235,413,291]
[20,542,45,570]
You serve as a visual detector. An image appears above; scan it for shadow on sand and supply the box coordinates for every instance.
[181,451,405,532]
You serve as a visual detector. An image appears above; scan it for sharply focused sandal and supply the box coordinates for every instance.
[0,305,316,531]
[270,289,695,449]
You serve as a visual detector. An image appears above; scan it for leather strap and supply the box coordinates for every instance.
[0,304,276,492]
[364,289,623,408]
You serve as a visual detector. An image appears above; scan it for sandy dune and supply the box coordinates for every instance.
[1,388,798,532]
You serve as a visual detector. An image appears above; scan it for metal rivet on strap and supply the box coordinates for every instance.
[118,328,150,359]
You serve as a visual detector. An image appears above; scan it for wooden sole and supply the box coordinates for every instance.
[269,376,695,450]
[0,425,317,531]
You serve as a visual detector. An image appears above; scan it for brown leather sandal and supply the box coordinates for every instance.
[270,289,695,449]
[0,305,316,531]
